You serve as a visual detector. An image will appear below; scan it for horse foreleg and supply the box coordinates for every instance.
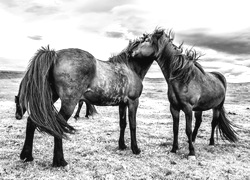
[210,109,220,145]
[118,103,127,150]
[192,111,203,142]
[53,101,77,167]
[20,117,36,162]
[170,105,180,153]
[73,100,84,120]
[128,99,141,154]
[184,108,195,157]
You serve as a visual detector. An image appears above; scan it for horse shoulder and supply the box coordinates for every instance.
[170,80,201,108]
[127,73,143,100]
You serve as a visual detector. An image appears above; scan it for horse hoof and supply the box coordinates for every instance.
[20,151,34,162]
[132,148,141,155]
[170,149,177,153]
[188,155,196,161]
[119,144,127,150]
[52,159,68,167]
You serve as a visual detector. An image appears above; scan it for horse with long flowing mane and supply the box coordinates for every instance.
[19,36,154,167]
[131,28,238,159]
[15,77,98,120]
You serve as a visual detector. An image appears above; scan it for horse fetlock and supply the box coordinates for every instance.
[192,134,197,142]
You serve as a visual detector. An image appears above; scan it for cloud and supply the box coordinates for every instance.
[77,0,133,13]
[77,4,149,40]
[177,28,250,56]
[0,0,18,8]
[105,31,124,38]
[25,5,60,16]
[0,1,62,18]
[27,35,43,40]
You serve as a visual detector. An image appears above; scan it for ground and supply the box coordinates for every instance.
[0,71,250,180]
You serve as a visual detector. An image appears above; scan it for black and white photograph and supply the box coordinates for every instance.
[0,0,250,179]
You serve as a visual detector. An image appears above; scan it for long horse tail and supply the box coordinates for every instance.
[20,45,75,139]
[217,105,238,143]
[211,71,238,143]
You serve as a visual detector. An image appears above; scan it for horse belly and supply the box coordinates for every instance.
[84,86,126,106]
[193,93,225,111]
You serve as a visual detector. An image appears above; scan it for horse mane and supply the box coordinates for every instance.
[152,28,205,84]
[170,49,205,84]
[108,37,143,65]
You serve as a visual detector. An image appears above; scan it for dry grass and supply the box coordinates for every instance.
[0,72,250,179]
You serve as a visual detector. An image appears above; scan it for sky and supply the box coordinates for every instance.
[0,0,250,83]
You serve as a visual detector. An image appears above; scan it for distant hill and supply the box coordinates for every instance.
[0,71,24,79]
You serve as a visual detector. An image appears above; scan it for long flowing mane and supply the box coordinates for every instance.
[152,28,205,84]
[108,37,144,65]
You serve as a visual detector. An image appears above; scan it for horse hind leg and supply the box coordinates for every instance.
[20,94,59,164]
[85,102,98,118]
[192,111,203,142]
[73,100,84,120]
[209,108,220,145]
[53,99,78,167]
[20,117,36,162]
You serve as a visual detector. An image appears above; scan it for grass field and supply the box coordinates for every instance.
[0,71,250,179]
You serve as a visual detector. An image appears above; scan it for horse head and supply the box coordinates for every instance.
[131,28,166,59]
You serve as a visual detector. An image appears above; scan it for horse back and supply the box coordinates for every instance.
[54,48,96,79]
[210,71,227,90]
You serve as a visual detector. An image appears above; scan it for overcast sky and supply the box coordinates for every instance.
[0,0,250,82]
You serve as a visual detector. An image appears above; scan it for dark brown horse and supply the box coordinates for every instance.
[132,29,238,159]
[19,37,154,167]
[15,77,97,120]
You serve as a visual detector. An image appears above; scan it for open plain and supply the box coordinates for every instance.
[0,71,250,179]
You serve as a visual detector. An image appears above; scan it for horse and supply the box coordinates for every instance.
[131,28,238,159]
[15,78,98,120]
[19,36,154,167]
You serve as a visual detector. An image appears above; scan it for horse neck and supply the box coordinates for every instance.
[109,52,153,80]
[130,57,154,80]
[155,44,177,83]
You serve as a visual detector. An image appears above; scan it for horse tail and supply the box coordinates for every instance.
[217,102,238,143]
[20,45,75,139]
